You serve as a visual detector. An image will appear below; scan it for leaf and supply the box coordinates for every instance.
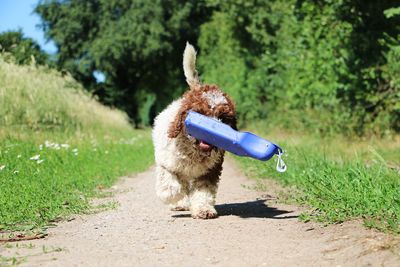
[384,7,400,18]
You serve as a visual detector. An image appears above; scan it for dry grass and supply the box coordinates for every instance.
[0,56,130,136]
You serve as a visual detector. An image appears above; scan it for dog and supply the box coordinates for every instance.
[152,42,236,219]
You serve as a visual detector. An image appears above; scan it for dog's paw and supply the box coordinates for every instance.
[156,179,184,204]
[169,196,190,211]
[191,206,218,219]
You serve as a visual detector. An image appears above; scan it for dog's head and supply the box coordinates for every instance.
[167,42,237,155]
[168,84,236,154]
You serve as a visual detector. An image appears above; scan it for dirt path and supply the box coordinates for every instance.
[1,159,399,266]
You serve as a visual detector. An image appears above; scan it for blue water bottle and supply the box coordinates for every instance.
[184,111,286,172]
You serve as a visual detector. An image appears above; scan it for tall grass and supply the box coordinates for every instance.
[0,55,130,134]
[235,125,400,233]
[0,56,154,231]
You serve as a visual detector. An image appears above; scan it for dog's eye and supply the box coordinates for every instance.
[220,116,236,127]
[220,117,230,124]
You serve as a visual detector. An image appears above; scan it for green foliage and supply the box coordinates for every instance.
[33,0,400,133]
[380,7,400,132]
[199,0,400,135]
[35,0,212,125]
[0,30,49,66]
[198,12,255,125]
[384,7,400,18]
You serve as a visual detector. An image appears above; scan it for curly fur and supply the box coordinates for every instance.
[152,42,236,219]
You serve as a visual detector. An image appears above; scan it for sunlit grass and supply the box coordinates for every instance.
[235,124,400,233]
[0,55,130,134]
[0,130,153,231]
[0,57,154,231]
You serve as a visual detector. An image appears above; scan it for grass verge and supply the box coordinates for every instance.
[235,127,400,233]
[0,56,154,232]
[0,129,153,231]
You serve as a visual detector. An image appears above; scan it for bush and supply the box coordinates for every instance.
[198,0,400,136]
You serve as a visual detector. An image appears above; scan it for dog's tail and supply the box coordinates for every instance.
[183,42,200,88]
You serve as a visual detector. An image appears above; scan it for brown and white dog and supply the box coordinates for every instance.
[152,42,236,219]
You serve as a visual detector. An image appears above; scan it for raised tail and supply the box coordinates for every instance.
[183,42,200,88]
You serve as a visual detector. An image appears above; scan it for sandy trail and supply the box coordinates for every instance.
[1,159,399,266]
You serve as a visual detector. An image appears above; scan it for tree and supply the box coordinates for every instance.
[35,0,212,125]
[35,0,400,134]
[0,30,49,65]
[198,0,400,135]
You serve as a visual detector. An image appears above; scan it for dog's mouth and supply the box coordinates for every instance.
[197,140,214,152]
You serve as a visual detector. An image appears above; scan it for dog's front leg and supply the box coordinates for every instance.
[190,176,219,219]
[155,166,185,204]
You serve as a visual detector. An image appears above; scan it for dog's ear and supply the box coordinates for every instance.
[168,109,187,138]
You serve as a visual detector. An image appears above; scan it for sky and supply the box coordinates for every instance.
[0,1,105,81]
[0,0,57,54]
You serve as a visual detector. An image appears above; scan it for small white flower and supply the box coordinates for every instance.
[37,159,44,164]
[0,165,5,171]
[72,148,78,153]
[61,144,70,149]
[17,154,22,158]
[39,144,43,150]
[30,154,40,161]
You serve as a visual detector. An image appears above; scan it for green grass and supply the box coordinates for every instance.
[0,130,153,231]
[0,56,154,231]
[235,126,400,233]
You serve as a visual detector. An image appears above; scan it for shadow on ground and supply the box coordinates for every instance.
[216,199,297,219]
[172,199,297,219]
